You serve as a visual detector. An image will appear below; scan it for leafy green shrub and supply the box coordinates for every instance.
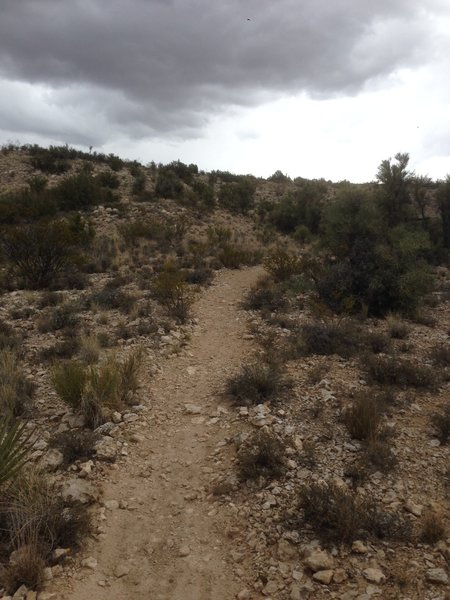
[155,169,184,199]
[264,248,303,282]
[237,430,286,481]
[29,147,70,174]
[191,180,215,209]
[226,362,292,405]
[0,350,35,418]
[2,219,89,289]
[268,182,324,235]
[54,172,116,210]
[95,171,120,189]
[218,179,255,214]
[364,354,437,388]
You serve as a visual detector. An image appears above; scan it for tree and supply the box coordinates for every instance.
[376,152,413,226]
[436,176,450,250]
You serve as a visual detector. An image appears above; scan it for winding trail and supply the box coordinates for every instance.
[65,266,263,600]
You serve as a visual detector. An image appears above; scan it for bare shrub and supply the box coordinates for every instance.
[226,361,292,405]
[344,395,381,441]
[364,354,438,389]
[50,430,98,464]
[431,405,450,444]
[0,350,34,418]
[153,267,194,323]
[237,430,285,481]
[420,511,446,544]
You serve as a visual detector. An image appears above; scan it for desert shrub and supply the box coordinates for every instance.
[206,225,232,246]
[429,343,450,367]
[52,361,86,410]
[0,320,21,351]
[237,430,286,481]
[292,321,388,359]
[0,419,33,487]
[218,179,255,214]
[387,315,410,339]
[29,146,70,174]
[184,267,214,286]
[344,395,381,440]
[431,406,450,444]
[91,283,135,313]
[226,362,292,405]
[39,337,80,362]
[2,219,88,289]
[152,267,194,323]
[320,187,433,316]
[54,172,116,210]
[268,182,325,235]
[117,349,143,405]
[217,244,259,269]
[95,171,120,189]
[0,543,45,594]
[86,358,121,409]
[298,482,410,544]
[1,471,92,557]
[420,511,446,544]
[37,291,63,309]
[50,430,98,464]
[364,354,437,389]
[78,335,100,364]
[243,277,287,312]
[38,303,79,333]
[155,169,184,199]
[0,350,34,418]
[191,180,215,209]
[27,175,48,193]
[299,482,370,544]
[362,434,397,473]
[264,248,303,282]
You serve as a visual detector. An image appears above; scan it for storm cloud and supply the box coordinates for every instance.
[0,0,445,145]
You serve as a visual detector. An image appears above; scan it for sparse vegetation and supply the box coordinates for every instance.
[237,430,286,481]
[226,361,292,405]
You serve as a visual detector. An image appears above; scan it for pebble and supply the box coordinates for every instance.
[312,569,334,584]
[81,557,98,570]
[178,545,190,557]
[304,550,334,572]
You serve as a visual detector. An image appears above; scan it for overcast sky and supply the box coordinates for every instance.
[1,0,449,181]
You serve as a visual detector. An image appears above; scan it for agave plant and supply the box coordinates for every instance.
[0,418,32,487]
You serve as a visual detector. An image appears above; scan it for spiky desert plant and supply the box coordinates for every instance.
[0,419,32,487]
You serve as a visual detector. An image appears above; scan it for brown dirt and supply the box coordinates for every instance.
[63,266,263,600]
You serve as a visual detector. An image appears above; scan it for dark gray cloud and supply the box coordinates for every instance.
[0,0,445,144]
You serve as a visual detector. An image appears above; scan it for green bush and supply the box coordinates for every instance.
[52,361,87,410]
[54,172,116,210]
[268,181,324,234]
[243,277,288,312]
[218,179,255,214]
[2,219,88,289]
[152,267,194,323]
[155,170,184,199]
[264,247,303,282]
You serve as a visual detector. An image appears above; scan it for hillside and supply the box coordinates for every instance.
[0,144,449,600]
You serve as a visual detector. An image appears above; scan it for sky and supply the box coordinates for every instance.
[0,0,449,182]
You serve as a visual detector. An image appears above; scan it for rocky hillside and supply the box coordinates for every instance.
[0,144,448,600]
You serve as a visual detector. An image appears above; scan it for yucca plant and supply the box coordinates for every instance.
[0,419,32,487]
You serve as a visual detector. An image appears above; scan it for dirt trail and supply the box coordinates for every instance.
[65,266,263,600]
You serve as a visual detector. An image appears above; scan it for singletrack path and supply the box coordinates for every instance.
[66,266,263,600]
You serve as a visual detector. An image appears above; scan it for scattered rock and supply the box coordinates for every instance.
[352,540,368,554]
[95,436,118,462]
[304,550,334,572]
[404,499,423,517]
[81,557,98,570]
[184,404,202,415]
[114,563,130,578]
[41,448,63,471]
[312,569,334,584]
[426,567,448,584]
[362,568,386,584]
